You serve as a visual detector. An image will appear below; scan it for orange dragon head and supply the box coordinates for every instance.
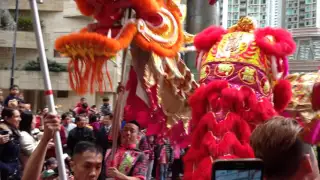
[54,0,188,94]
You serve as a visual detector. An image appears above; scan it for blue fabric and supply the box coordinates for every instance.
[121,120,126,129]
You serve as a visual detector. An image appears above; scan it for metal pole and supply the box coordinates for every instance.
[28,0,67,179]
[10,0,19,87]
[185,0,219,80]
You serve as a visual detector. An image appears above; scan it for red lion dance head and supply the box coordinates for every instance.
[184,16,296,180]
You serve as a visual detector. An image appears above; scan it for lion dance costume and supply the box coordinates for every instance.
[54,0,197,144]
[183,17,296,179]
[54,0,307,179]
[284,71,320,145]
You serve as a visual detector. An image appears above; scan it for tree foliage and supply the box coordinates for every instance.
[24,58,67,72]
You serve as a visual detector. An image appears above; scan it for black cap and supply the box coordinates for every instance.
[127,120,140,129]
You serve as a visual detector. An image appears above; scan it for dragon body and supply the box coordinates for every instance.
[55,0,197,144]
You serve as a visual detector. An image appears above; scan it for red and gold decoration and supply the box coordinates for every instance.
[184,16,296,180]
[283,71,320,145]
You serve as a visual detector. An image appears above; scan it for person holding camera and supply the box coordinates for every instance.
[0,134,9,144]
[0,108,22,180]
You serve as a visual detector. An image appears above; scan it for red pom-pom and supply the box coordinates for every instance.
[273,79,292,112]
[189,85,208,127]
[255,27,296,57]
[194,26,226,51]
[220,88,244,112]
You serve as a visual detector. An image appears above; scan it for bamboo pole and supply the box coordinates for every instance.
[110,9,132,160]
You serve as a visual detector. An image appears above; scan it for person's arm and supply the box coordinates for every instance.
[22,114,60,180]
[0,134,9,144]
[107,167,140,180]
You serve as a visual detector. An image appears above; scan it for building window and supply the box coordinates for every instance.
[306,12,311,18]
[57,91,69,98]
[305,0,312,4]
[287,9,294,15]
[306,5,311,11]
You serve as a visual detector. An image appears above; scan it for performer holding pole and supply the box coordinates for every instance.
[110,8,132,160]
[28,0,67,179]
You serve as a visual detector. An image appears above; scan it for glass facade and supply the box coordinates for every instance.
[286,0,317,29]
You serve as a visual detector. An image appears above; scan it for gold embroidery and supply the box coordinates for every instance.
[200,65,210,80]
[214,63,235,77]
[260,77,271,95]
[239,66,256,84]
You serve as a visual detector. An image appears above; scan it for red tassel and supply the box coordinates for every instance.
[312,82,320,111]
[273,79,292,112]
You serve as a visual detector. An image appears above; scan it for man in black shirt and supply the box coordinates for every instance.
[67,116,95,155]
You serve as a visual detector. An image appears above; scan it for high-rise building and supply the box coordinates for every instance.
[266,0,283,27]
[286,0,320,29]
[286,0,320,63]
[220,0,269,28]
[220,0,288,28]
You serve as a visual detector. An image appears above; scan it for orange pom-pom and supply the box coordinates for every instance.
[55,24,138,94]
